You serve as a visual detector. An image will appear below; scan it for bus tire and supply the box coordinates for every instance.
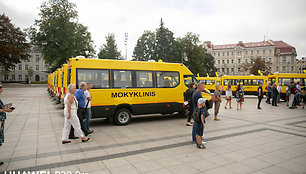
[114,108,132,126]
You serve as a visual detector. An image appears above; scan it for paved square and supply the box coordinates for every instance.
[0,85,306,174]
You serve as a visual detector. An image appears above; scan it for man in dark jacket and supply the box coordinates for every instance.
[265,81,272,104]
[184,82,196,126]
[272,83,279,106]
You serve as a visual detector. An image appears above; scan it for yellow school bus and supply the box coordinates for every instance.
[268,73,306,100]
[52,71,57,97]
[221,75,268,95]
[67,58,212,125]
[60,64,68,104]
[197,77,221,92]
[47,74,51,94]
[55,68,62,103]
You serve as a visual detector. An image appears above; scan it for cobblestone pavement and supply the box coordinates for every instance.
[0,86,305,174]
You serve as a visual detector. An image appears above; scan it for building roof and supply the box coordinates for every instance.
[210,40,295,54]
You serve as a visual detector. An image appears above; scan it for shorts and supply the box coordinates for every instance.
[194,122,203,136]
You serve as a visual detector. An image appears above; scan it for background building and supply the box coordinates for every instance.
[203,40,297,75]
[296,57,306,73]
[0,45,49,82]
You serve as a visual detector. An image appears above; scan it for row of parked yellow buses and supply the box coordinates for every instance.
[47,58,212,125]
[197,73,306,100]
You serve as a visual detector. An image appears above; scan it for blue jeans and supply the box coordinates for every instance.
[192,122,204,142]
[84,107,92,131]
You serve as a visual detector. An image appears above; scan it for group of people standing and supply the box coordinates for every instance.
[287,81,305,109]
[61,82,94,144]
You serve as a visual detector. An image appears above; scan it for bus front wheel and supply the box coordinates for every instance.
[114,108,132,125]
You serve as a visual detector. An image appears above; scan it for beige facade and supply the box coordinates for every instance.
[203,40,297,76]
[296,57,306,73]
[0,45,49,82]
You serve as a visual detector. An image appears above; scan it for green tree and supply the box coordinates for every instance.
[28,66,34,78]
[179,32,216,76]
[98,33,122,59]
[0,13,30,70]
[240,56,271,75]
[28,0,95,71]
[132,30,155,61]
[154,18,177,62]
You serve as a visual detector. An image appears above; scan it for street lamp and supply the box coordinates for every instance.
[124,33,128,60]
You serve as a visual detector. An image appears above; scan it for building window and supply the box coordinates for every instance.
[269,49,272,54]
[245,51,248,55]
[222,60,225,64]
[12,75,15,80]
[218,52,220,56]
[283,57,286,62]
[277,57,279,63]
[291,66,294,72]
[263,49,266,54]
[291,56,294,62]
[218,60,220,64]
[19,75,22,81]
[263,57,266,62]
[238,59,241,63]
[18,64,22,70]
[238,67,241,72]
[227,59,229,64]
[231,59,234,64]
[231,52,234,56]
[227,52,229,56]
[257,50,260,54]
[251,50,253,55]
[36,65,39,71]
[222,52,224,56]
[213,52,216,57]
[222,68,224,72]
[276,66,279,72]
[282,66,286,72]
[231,67,234,72]
[4,75,8,81]
[35,55,40,62]
[269,58,272,62]
[245,58,248,63]
[25,65,28,70]
[226,68,229,73]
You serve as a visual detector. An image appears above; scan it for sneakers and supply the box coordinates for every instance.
[202,141,207,145]
[214,118,220,121]
[197,144,206,149]
[186,122,193,126]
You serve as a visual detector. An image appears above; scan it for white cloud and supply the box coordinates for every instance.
[1,0,306,59]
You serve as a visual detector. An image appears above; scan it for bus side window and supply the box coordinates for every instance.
[114,70,132,88]
[136,71,153,88]
[157,71,179,88]
[77,69,109,89]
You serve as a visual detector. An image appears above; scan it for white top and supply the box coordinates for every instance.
[226,89,233,97]
[277,86,282,93]
[64,93,78,117]
[84,90,91,108]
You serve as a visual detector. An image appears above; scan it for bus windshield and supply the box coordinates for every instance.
[184,75,198,87]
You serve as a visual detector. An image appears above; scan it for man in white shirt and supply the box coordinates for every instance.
[84,83,94,134]
[277,83,282,103]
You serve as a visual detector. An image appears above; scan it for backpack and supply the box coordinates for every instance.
[193,107,201,123]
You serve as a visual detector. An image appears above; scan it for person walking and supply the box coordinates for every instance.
[277,83,282,103]
[69,82,89,139]
[296,82,302,105]
[225,85,232,109]
[62,84,90,144]
[84,83,94,134]
[236,84,244,110]
[265,81,272,104]
[0,82,14,165]
[191,82,205,143]
[184,82,196,126]
[289,81,295,109]
[272,83,279,106]
[301,87,306,109]
[213,84,221,121]
[257,82,263,109]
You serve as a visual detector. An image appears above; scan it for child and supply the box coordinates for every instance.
[193,98,207,149]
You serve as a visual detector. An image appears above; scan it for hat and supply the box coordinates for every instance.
[198,98,207,105]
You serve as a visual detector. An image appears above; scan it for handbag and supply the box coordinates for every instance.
[211,95,218,102]
[241,97,245,102]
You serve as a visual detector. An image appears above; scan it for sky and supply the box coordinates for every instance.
[1,0,306,60]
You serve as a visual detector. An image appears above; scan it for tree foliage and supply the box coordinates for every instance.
[98,33,122,59]
[240,56,271,75]
[179,32,216,76]
[132,30,155,61]
[27,0,95,71]
[28,66,34,78]
[0,13,30,70]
